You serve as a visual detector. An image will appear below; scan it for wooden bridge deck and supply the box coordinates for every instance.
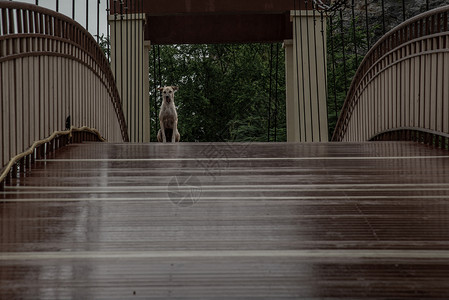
[1,141,449,299]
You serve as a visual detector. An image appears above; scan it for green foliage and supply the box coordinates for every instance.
[326,14,375,136]
[96,34,110,59]
[150,44,286,142]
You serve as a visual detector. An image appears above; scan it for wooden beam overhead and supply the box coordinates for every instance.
[109,0,313,44]
[145,13,293,44]
[110,0,311,15]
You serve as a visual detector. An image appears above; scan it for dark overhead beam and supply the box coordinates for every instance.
[110,0,311,15]
[145,13,293,44]
[108,0,312,44]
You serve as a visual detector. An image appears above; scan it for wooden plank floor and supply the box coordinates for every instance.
[2,141,449,299]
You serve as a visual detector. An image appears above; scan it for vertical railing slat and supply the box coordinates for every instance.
[0,62,4,169]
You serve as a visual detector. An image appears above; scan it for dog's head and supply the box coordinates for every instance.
[158,86,178,105]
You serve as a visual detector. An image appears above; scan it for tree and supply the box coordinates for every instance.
[149,44,286,143]
[96,34,110,60]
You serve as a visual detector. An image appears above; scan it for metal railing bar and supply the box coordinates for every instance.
[304,1,315,141]
[364,0,370,49]
[119,1,125,138]
[329,15,338,122]
[320,11,329,140]
[267,43,273,142]
[130,1,137,142]
[96,0,100,43]
[139,0,144,142]
[312,3,321,141]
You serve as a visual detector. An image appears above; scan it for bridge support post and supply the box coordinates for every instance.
[109,13,150,143]
[284,39,300,142]
[287,10,328,142]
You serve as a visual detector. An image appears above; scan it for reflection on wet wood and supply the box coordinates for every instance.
[1,142,449,299]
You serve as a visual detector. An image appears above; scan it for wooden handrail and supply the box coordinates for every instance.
[0,126,105,187]
[332,5,449,143]
[371,127,449,141]
[370,128,449,150]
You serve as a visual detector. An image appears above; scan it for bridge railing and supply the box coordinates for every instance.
[0,2,129,171]
[332,5,449,148]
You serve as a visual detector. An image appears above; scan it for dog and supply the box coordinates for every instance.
[157,86,180,143]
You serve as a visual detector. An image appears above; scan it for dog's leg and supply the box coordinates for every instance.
[157,129,162,142]
[159,120,167,143]
[172,121,178,143]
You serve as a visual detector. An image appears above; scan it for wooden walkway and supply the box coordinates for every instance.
[1,141,449,299]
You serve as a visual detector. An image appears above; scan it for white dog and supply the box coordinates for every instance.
[157,86,180,143]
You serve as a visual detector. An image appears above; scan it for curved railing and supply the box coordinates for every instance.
[0,126,105,189]
[0,2,129,170]
[332,5,449,148]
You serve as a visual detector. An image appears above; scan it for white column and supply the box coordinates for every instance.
[109,13,150,142]
[290,10,328,142]
[284,39,300,142]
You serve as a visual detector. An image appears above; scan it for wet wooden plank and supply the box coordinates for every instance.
[1,141,449,299]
